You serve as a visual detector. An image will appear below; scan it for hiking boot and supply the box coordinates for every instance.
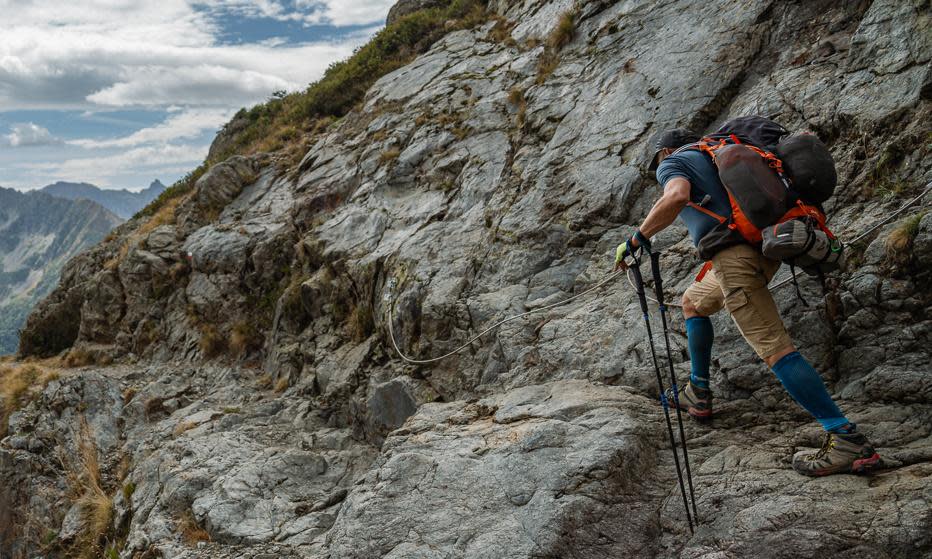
[666,381,712,421]
[792,430,881,477]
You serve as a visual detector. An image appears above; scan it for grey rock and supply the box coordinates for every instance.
[7,0,932,557]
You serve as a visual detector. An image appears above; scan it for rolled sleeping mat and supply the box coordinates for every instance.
[762,218,845,274]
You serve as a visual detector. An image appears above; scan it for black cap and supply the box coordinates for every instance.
[647,128,700,172]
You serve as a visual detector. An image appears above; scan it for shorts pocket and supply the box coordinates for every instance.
[723,288,749,312]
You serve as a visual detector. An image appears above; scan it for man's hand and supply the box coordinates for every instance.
[614,240,636,271]
[613,231,651,271]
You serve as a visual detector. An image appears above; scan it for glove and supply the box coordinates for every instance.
[614,230,652,268]
[615,240,637,267]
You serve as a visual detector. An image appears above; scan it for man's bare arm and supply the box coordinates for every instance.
[633,178,690,244]
[613,178,690,270]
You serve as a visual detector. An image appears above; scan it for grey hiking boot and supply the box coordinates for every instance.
[666,381,712,421]
[792,430,881,477]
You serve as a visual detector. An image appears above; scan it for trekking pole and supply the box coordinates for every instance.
[628,254,695,534]
[649,251,699,523]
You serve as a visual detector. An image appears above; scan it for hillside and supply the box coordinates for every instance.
[41,180,167,219]
[2,0,931,558]
[0,187,122,355]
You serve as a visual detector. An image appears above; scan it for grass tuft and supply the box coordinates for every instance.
[0,361,61,436]
[64,419,114,559]
[199,325,227,359]
[379,147,402,164]
[508,87,527,128]
[229,320,264,357]
[885,211,926,265]
[549,10,576,50]
[63,347,96,368]
[536,8,577,83]
[135,163,208,220]
[178,510,211,544]
[347,302,375,342]
[173,421,197,437]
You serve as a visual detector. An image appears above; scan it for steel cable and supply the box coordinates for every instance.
[388,182,931,364]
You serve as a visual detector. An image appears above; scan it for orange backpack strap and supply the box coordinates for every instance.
[695,261,714,282]
[686,201,728,223]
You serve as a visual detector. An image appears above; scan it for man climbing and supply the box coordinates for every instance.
[613,128,880,477]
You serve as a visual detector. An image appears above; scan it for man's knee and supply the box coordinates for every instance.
[682,294,701,319]
[764,345,797,368]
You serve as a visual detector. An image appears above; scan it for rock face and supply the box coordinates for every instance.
[4,0,932,558]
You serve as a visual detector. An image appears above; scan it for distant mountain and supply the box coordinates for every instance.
[0,187,122,354]
[41,180,166,218]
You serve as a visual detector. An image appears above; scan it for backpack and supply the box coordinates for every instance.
[680,116,843,301]
[711,115,788,150]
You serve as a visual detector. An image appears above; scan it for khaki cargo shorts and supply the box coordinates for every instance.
[684,244,792,360]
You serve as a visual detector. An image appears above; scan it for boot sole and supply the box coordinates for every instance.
[794,453,882,477]
[851,453,882,474]
[687,407,713,422]
[666,400,713,421]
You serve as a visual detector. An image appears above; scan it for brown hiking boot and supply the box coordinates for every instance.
[666,381,712,421]
[792,430,881,477]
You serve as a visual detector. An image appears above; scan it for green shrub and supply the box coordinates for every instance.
[210,0,489,163]
[134,162,209,219]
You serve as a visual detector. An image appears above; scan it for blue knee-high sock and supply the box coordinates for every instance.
[686,317,713,389]
[771,352,850,433]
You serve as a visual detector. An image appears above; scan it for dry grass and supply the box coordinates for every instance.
[63,419,114,558]
[172,421,197,437]
[105,194,188,271]
[143,397,165,421]
[63,347,95,368]
[256,373,273,390]
[0,362,61,436]
[885,211,926,265]
[508,87,527,128]
[536,9,577,83]
[379,147,402,164]
[549,10,576,50]
[199,325,227,359]
[487,16,516,46]
[347,303,375,342]
[178,510,211,544]
[229,320,264,357]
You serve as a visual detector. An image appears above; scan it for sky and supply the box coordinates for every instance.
[0,0,396,191]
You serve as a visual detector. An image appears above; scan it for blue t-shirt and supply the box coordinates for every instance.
[655,150,732,247]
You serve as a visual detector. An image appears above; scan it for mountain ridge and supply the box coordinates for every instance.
[0,187,121,354]
[39,179,166,219]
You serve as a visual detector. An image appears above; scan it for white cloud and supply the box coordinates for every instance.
[2,123,60,147]
[71,108,235,149]
[297,0,398,26]
[0,2,381,111]
[205,0,395,27]
[0,0,395,189]
[24,143,210,187]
